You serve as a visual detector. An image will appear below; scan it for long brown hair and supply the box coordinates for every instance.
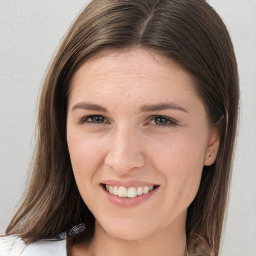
[6,0,239,255]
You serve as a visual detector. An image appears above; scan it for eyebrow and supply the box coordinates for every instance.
[140,103,188,113]
[71,102,188,113]
[71,103,107,112]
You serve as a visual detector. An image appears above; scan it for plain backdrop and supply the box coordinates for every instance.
[0,1,255,255]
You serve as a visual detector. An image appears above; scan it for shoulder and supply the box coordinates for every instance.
[21,239,66,256]
[0,235,26,256]
[0,224,85,256]
[0,236,66,256]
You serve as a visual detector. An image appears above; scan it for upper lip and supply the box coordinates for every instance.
[101,180,159,188]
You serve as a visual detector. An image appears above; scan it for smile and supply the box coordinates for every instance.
[104,184,158,198]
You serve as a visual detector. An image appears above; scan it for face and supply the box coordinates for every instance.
[66,48,219,241]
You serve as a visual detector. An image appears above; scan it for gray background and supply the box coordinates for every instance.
[0,0,255,255]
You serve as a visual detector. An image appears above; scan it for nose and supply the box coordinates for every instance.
[104,125,145,175]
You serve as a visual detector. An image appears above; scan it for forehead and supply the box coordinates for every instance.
[69,48,197,99]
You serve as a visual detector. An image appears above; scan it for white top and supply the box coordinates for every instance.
[0,236,67,256]
[1,235,191,256]
[0,224,87,256]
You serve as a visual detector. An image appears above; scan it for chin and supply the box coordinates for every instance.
[97,218,156,241]
[107,227,152,241]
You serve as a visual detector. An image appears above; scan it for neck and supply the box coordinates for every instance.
[70,214,187,256]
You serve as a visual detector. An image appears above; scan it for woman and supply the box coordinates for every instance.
[0,0,239,255]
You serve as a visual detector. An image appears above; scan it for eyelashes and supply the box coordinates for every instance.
[80,115,109,124]
[150,115,178,127]
[80,115,179,127]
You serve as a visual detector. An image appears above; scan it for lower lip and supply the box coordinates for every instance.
[102,185,159,207]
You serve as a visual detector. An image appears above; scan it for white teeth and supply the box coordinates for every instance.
[127,187,137,198]
[109,186,114,194]
[118,186,127,197]
[114,186,119,196]
[137,187,143,196]
[143,186,149,194]
[105,185,156,198]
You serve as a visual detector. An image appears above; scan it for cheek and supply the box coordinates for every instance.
[148,131,207,201]
[149,131,207,172]
[67,131,105,184]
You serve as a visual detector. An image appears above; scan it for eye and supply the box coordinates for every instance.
[80,115,108,124]
[151,115,178,127]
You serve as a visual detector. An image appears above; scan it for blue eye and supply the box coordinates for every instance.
[81,115,107,124]
[152,116,177,126]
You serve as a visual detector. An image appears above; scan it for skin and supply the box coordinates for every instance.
[66,48,220,256]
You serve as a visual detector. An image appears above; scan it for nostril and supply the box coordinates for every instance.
[104,138,146,172]
[104,154,146,173]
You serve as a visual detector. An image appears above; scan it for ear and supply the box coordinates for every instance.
[204,127,220,166]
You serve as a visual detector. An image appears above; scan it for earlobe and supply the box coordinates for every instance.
[204,128,220,166]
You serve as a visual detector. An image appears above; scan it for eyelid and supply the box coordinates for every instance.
[80,114,109,124]
[79,114,179,127]
[149,115,179,127]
